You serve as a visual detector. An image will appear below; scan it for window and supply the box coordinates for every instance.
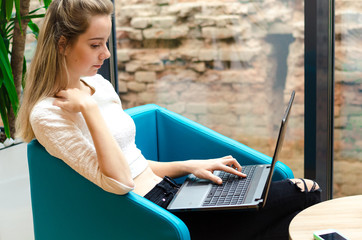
[334,0,362,197]
[116,0,305,177]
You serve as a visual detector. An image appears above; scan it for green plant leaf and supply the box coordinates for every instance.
[43,0,52,9]
[22,14,45,20]
[29,6,44,15]
[28,19,39,38]
[0,37,19,114]
[22,56,26,88]
[1,36,9,50]
[5,20,14,35]
[5,13,46,22]
[0,87,11,138]
[0,40,10,89]
[0,37,12,86]
[5,0,13,21]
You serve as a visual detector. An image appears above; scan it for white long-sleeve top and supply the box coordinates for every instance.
[30,74,148,195]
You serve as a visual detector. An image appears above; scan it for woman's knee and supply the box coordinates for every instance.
[289,179,320,192]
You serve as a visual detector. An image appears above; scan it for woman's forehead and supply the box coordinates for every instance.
[82,15,112,40]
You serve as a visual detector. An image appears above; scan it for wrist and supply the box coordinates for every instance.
[80,99,98,114]
[182,160,194,175]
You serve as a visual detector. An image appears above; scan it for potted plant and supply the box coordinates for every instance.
[0,0,51,148]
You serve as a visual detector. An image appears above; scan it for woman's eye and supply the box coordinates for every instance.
[91,44,100,48]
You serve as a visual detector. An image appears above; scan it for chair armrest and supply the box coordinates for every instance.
[27,140,190,240]
[125,192,190,239]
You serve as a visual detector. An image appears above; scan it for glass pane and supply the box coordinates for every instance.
[115,0,304,177]
[334,1,362,197]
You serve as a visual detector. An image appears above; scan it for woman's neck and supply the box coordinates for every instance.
[66,74,82,89]
[57,72,93,95]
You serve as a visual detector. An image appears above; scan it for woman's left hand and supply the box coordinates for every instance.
[186,156,247,184]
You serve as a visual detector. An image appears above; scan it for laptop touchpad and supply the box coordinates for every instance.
[170,180,211,209]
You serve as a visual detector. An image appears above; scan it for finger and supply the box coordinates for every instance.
[55,90,68,98]
[218,164,247,178]
[52,98,65,108]
[221,155,234,160]
[221,156,243,172]
[203,171,223,185]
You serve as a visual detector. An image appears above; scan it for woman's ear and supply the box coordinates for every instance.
[58,36,68,55]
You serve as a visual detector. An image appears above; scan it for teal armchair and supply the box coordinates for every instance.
[27,104,293,240]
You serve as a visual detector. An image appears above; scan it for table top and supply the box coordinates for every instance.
[289,195,362,240]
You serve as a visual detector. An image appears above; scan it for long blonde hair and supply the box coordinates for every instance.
[16,0,113,142]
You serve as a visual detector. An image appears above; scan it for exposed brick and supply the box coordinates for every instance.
[135,71,157,82]
[127,81,146,92]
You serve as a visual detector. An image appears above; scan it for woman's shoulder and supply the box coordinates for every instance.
[30,97,62,122]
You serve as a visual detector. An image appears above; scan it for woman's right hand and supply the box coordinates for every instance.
[148,155,247,185]
[185,156,247,184]
[53,88,96,113]
[54,87,134,192]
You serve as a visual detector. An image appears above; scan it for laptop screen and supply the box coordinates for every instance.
[260,90,295,208]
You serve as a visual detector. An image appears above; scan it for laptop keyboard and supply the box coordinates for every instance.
[202,165,257,206]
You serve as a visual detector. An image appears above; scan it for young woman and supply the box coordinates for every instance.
[16,0,321,239]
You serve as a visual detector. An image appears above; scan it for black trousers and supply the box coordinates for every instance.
[144,177,321,240]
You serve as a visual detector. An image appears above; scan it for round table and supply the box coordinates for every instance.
[289,195,362,240]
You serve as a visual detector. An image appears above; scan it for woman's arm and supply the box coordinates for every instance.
[148,156,247,184]
[53,88,134,190]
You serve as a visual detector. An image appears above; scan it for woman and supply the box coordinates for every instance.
[16,0,321,239]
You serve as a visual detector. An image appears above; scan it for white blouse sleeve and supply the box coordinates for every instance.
[30,99,134,195]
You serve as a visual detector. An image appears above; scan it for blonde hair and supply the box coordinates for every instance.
[16,0,113,142]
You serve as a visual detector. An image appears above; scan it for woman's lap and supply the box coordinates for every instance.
[145,178,321,240]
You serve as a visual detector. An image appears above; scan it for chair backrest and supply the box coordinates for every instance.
[27,106,190,240]
[129,104,294,181]
[125,104,159,161]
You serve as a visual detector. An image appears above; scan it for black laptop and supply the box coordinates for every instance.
[167,91,295,212]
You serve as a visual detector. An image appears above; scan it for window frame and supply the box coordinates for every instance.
[304,0,335,200]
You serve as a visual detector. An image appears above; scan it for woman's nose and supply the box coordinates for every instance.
[100,47,111,60]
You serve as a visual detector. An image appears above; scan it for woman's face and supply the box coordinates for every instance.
[64,15,112,80]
